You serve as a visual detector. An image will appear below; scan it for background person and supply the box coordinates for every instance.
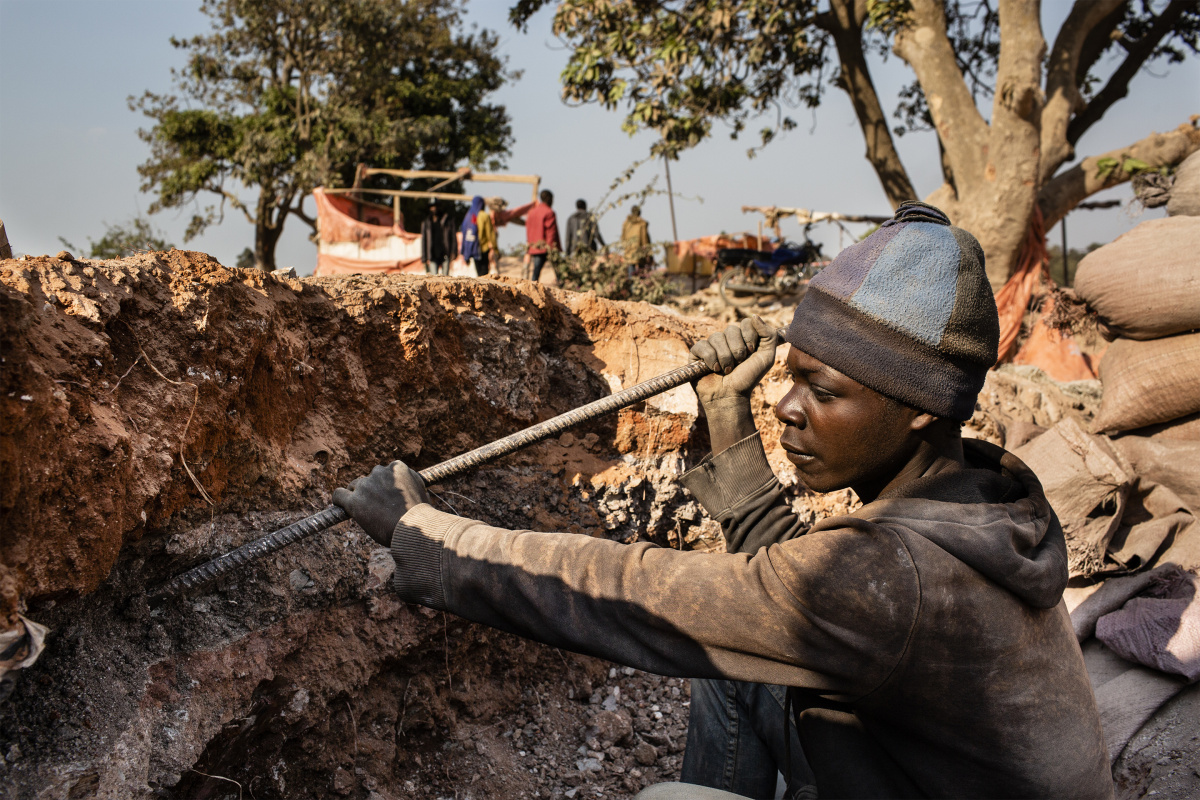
[525,189,560,282]
[621,205,652,273]
[478,199,500,276]
[460,196,488,277]
[421,201,457,275]
[565,198,604,255]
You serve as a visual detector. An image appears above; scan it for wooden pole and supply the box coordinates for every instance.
[663,155,679,242]
[1060,215,1068,286]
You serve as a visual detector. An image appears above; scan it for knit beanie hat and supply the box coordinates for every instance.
[786,201,999,421]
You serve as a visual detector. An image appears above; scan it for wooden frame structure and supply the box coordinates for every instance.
[322,166,541,227]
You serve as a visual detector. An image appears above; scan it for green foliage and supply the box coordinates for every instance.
[511,0,1199,156]
[132,0,513,268]
[235,248,256,269]
[1095,155,1167,181]
[512,0,827,159]
[58,217,174,260]
[551,244,676,305]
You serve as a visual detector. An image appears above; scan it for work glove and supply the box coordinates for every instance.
[690,316,780,453]
[332,461,430,547]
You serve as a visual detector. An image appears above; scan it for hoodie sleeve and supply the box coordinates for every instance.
[390,503,919,699]
[680,433,810,554]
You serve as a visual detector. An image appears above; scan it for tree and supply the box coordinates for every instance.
[511,0,1200,288]
[133,0,513,271]
[58,217,175,260]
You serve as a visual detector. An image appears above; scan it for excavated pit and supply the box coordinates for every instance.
[1,252,858,800]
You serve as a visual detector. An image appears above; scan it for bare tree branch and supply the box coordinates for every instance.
[1068,0,1196,145]
[1040,0,1125,183]
[817,0,916,206]
[894,0,990,195]
[1039,121,1200,229]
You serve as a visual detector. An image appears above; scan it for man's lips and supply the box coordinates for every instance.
[779,435,816,464]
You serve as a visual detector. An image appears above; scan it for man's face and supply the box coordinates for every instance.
[775,346,923,495]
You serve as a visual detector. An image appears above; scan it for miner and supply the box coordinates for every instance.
[334,202,1112,799]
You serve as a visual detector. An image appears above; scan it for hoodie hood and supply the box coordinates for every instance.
[852,439,1069,608]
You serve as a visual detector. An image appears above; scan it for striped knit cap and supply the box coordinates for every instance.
[786,201,999,421]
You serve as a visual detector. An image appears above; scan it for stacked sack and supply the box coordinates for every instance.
[1075,214,1200,440]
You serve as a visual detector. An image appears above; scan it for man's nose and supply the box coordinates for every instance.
[775,388,806,428]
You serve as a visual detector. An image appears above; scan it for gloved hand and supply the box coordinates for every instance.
[332,461,431,547]
[690,316,780,454]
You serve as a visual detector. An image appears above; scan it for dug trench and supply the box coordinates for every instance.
[1,252,862,800]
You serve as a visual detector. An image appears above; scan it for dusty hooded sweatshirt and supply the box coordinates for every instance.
[388,435,1112,799]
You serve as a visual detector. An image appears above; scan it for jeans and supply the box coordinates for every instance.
[530,252,549,282]
[470,256,488,277]
[682,679,816,800]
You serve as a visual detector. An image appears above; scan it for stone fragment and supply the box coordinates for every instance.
[632,741,658,766]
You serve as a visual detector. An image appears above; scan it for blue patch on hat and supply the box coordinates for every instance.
[847,223,961,347]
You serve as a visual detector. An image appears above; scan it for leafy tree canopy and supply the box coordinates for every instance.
[134,0,514,270]
[511,0,1200,285]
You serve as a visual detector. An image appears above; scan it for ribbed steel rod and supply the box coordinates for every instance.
[148,357,716,601]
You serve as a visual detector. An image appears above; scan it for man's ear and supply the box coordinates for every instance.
[909,411,939,431]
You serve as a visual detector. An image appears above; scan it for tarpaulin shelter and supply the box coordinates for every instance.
[313,166,540,277]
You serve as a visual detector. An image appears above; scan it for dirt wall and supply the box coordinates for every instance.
[1,252,834,799]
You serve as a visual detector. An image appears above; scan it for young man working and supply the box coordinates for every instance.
[334,202,1111,798]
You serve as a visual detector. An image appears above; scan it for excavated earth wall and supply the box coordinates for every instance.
[0,252,838,800]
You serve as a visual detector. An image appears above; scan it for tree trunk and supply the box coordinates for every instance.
[956,0,1047,290]
[254,190,283,271]
[897,0,1045,290]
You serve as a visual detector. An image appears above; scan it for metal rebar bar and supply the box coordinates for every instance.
[148,357,715,601]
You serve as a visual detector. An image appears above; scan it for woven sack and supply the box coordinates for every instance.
[1073,216,1200,340]
[1167,150,1200,217]
[1092,332,1200,433]
[1126,412,1200,441]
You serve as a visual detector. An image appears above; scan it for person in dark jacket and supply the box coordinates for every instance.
[565,199,605,255]
[334,202,1113,800]
[421,201,458,275]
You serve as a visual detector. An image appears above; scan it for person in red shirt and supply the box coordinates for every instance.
[524,189,561,283]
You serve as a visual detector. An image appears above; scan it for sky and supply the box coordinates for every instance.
[1,0,1197,275]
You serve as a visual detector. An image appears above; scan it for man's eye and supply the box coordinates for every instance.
[813,387,835,401]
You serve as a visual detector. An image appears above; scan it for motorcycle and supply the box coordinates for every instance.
[717,236,826,307]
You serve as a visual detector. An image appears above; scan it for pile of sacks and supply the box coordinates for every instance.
[1015,210,1200,769]
[1075,215,1200,442]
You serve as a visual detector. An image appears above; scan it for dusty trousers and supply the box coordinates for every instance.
[682,678,815,799]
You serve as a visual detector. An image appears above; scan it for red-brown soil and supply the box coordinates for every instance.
[0,252,841,799]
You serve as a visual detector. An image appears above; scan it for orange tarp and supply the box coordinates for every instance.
[313,188,419,249]
[1012,296,1104,382]
[994,207,1098,380]
[315,252,424,276]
